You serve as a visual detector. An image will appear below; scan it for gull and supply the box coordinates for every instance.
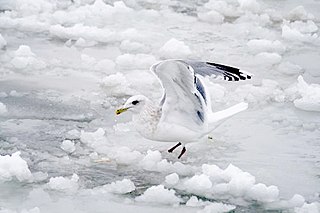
[116,59,252,159]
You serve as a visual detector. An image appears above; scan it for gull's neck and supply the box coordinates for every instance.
[132,100,162,140]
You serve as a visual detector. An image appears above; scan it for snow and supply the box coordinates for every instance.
[135,185,181,205]
[60,140,76,153]
[0,152,33,182]
[47,174,79,192]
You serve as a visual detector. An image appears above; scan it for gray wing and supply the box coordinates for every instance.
[185,60,252,81]
[151,60,207,130]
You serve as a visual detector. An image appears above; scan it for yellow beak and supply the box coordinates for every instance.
[116,107,128,115]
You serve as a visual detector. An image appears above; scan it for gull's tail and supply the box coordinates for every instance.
[202,102,248,137]
[209,102,248,123]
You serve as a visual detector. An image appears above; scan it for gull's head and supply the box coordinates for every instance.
[116,95,148,115]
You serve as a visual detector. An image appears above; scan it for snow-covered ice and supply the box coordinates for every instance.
[0,0,320,212]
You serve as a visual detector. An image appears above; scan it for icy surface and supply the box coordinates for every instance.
[0,0,320,212]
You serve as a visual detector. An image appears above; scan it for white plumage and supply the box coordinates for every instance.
[116,59,252,158]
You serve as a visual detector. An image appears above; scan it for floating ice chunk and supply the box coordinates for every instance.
[277,62,303,75]
[13,0,54,15]
[0,33,7,49]
[295,202,320,213]
[21,207,40,213]
[120,40,149,53]
[94,59,116,73]
[66,129,81,140]
[50,24,117,43]
[247,39,286,54]
[238,0,260,13]
[0,152,33,182]
[198,11,224,24]
[203,0,240,18]
[115,53,156,70]
[255,52,282,66]
[100,72,135,96]
[0,92,8,98]
[186,196,206,207]
[11,45,46,70]
[80,128,108,148]
[9,90,24,97]
[14,45,35,57]
[159,38,192,59]
[282,23,318,42]
[61,140,76,153]
[165,173,179,186]
[74,37,97,47]
[247,183,279,202]
[294,76,320,112]
[47,173,79,192]
[198,202,236,213]
[110,146,143,165]
[0,102,7,114]
[184,174,212,194]
[105,179,136,194]
[135,185,181,205]
[287,6,315,21]
[140,150,162,171]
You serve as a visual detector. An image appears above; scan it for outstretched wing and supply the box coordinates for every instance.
[151,60,207,131]
[186,60,252,81]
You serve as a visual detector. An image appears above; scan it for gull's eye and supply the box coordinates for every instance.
[132,100,139,105]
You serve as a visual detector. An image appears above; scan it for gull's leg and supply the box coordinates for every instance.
[168,142,182,153]
[178,146,186,159]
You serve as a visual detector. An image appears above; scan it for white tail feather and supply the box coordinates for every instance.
[209,102,248,123]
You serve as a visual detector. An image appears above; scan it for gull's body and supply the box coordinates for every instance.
[116,59,252,158]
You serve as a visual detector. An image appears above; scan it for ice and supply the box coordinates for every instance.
[286,6,315,21]
[238,0,260,13]
[203,1,240,18]
[282,22,318,42]
[0,102,7,114]
[159,38,192,59]
[47,174,79,192]
[294,76,320,112]
[198,203,236,213]
[198,11,224,24]
[115,53,156,70]
[1,0,320,212]
[295,202,320,213]
[101,179,136,194]
[0,33,7,49]
[184,174,213,193]
[0,152,33,182]
[135,185,181,205]
[0,92,8,98]
[60,140,76,153]
[255,52,282,66]
[100,72,135,96]
[65,129,81,140]
[10,45,46,70]
[165,173,179,186]
[278,62,303,76]
[247,39,286,54]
